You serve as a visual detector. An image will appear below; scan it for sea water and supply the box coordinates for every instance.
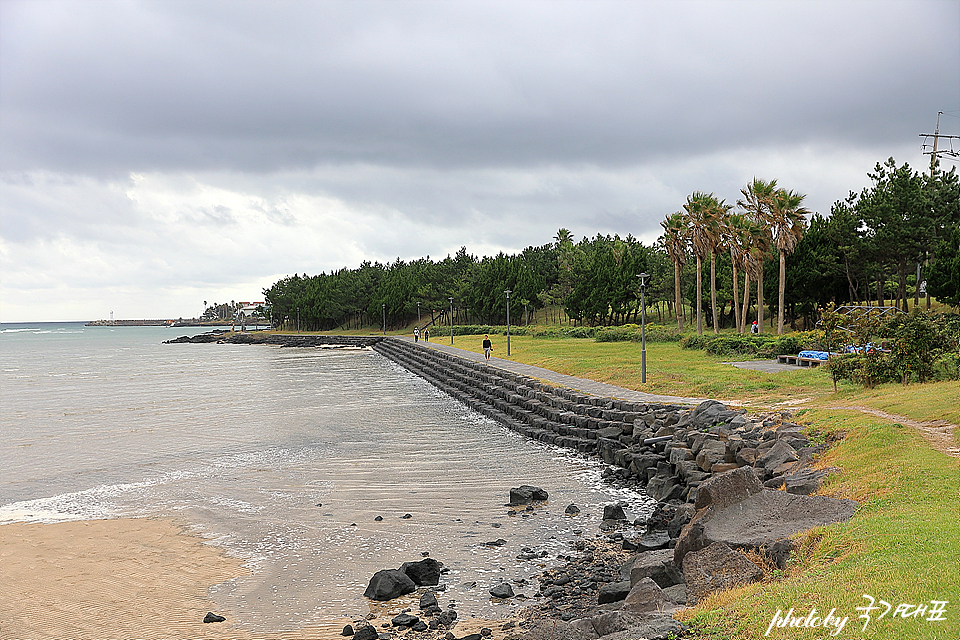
[0,323,653,631]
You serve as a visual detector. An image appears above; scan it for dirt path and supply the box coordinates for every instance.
[829,405,960,459]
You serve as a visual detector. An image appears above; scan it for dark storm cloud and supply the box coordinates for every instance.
[3,0,955,176]
[2,0,958,322]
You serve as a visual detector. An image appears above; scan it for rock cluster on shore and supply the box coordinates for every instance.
[164,332,383,348]
[350,469,856,639]
[364,338,858,639]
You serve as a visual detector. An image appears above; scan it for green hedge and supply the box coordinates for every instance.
[439,324,597,338]
[680,331,818,358]
[594,324,683,343]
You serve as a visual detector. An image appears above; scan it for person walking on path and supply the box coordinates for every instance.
[424,329,429,342]
[414,327,420,342]
[482,334,494,362]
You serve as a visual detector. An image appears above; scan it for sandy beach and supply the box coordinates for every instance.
[0,517,259,640]
[0,517,522,640]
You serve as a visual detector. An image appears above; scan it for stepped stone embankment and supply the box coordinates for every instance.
[373,337,832,506]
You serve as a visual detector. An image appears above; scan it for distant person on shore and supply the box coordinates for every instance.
[424,329,429,342]
[482,334,493,361]
[414,327,420,342]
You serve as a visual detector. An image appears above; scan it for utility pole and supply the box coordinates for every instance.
[919,112,960,310]
[504,289,512,356]
[920,111,960,176]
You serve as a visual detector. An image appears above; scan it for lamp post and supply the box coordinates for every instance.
[637,273,649,383]
[297,307,300,334]
[382,303,386,336]
[448,297,454,344]
[504,289,512,356]
[417,301,421,335]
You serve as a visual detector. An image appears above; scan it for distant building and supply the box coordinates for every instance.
[236,302,265,318]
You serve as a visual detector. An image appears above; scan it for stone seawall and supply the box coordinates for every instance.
[374,338,831,506]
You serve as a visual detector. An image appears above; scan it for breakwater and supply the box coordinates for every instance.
[86,319,173,326]
[164,332,383,348]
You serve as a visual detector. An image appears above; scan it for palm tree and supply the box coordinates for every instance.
[660,212,688,330]
[770,188,810,334]
[706,196,733,334]
[682,191,720,336]
[720,213,752,332]
[737,178,777,333]
[740,221,770,333]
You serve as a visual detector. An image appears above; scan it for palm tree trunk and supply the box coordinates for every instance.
[710,252,719,334]
[757,269,764,334]
[730,248,741,333]
[778,252,786,335]
[696,255,703,336]
[674,260,684,330]
[741,271,751,334]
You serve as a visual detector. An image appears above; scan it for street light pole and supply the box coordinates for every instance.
[382,303,386,336]
[504,289,512,356]
[448,297,454,344]
[637,273,649,383]
[417,301,421,334]
[297,307,300,334]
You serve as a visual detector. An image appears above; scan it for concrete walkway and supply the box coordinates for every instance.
[398,336,708,406]
[723,359,806,374]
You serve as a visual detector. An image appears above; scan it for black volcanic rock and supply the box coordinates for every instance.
[363,568,416,601]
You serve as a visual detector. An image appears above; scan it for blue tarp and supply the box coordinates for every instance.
[798,350,831,360]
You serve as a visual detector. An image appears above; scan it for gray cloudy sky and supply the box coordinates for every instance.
[1,0,958,322]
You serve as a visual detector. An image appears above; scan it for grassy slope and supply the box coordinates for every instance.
[680,409,959,640]
[447,333,959,639]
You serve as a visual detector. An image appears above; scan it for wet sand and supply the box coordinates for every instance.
[0,517,516,640]
[0,517,262,639]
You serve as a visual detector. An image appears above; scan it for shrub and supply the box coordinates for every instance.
[827,353,900,387]
[594,325,640,342]
[681,334,711,351]
[678,331,818,358]
[594,324,684,343]
[882,311,957,383]
[562,326,596,338]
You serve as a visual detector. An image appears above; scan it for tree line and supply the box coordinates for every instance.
[263,157,959,333]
